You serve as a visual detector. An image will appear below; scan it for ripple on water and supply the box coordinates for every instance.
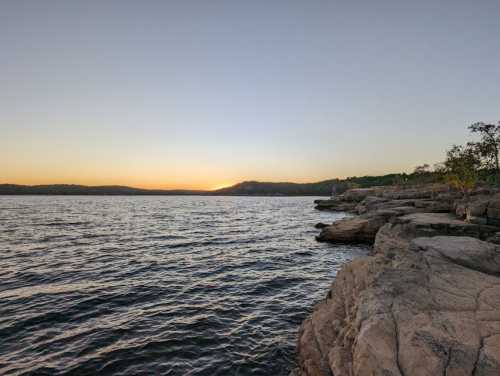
[0,196,368,375]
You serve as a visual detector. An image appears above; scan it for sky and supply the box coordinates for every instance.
[1,0,499,189]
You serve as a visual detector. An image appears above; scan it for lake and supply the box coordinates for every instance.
[0,196,367,375]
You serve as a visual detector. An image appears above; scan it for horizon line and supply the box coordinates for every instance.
[0,171,423,192]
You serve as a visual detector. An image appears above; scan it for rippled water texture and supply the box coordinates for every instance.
[0,196,367,375]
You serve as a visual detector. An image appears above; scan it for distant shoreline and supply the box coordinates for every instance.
[0,181,337,196]
[0,174,431,197]
[0,193,330,197]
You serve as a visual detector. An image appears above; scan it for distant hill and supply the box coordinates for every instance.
[0,172,443,196]
[212,180,338,196]
[0,181,339,196]
[211,172,443,196]
[0,184,207,195]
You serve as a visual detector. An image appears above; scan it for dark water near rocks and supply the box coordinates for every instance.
[0,196,367,376]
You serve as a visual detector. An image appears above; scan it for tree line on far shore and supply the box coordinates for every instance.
[3,122,498,197]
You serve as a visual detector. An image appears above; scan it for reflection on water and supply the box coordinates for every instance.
[0,196,367,375]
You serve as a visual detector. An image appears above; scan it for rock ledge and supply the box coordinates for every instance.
[295,186,500,376]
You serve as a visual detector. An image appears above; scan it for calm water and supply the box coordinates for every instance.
[0,196,367,376]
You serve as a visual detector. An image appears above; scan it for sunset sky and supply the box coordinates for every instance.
[2,1,500,189]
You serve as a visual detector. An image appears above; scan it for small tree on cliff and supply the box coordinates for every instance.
[469,122,500,173]
[444,143,481,199]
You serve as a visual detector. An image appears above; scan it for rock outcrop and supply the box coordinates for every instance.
[314,185,499,245]
[316,207,417,244]
[315,188,387,212]
[315,184,451,213]
[295,235,500,375]
[295,186,500,376]
[454,193,500,226]
[375,213,500,255]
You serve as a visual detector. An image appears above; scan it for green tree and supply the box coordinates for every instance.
[469,121,500,172]
[444,143,481,199]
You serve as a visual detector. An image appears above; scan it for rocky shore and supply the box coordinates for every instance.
[294,185,500,375]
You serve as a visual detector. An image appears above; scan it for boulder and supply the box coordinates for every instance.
[316,215,387,243]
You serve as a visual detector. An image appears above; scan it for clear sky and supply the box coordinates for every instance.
[1,0,499,189]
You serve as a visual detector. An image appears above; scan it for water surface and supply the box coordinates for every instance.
[0,196,367,375]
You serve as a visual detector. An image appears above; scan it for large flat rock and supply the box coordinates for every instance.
[314,198,358,212]
[314,184,451,213]
[316,210,490,246]
[374,213,500,256]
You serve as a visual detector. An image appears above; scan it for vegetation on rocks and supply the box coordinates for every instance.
[297,124,500,375]
[442,121,500,196]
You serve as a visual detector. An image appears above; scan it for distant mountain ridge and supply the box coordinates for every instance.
[211,180,338,196]
[0,184,206,195]
[0,173,440,196]
[211,172,442,196]
[0,182,333,196]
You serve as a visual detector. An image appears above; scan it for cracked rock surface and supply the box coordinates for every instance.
[295,233,500,376]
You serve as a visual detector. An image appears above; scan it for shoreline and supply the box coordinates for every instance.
[293,184,500,375]
[0,194,331,197]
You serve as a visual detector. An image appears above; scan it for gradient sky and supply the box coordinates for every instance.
[1,1,499,189]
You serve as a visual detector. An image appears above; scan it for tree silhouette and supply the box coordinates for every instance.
[469,122,500,173]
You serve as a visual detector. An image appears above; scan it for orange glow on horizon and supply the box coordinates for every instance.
[1,154,421,191]
[0,174,339,191]
[211,183,234,190]
[0,177,223,191]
